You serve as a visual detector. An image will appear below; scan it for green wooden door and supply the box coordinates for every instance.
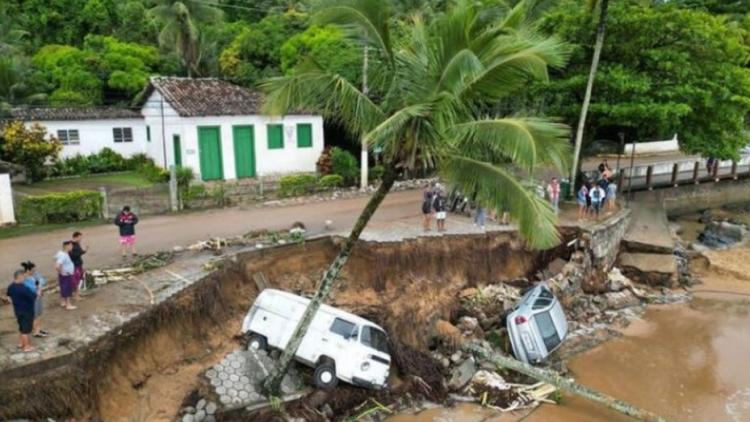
[198,126,223,181]
[233,125,256,178]
[173,134,182,167]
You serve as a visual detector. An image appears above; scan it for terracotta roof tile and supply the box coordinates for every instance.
[150,77,264,117]
[7,107,141,121]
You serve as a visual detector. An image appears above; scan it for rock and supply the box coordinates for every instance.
[457,316,479,333]
[459,287,478,300]
[699,221,746,248]
[448,358,477,391]
[441,357,451,369]
[194,410,206,421]
[182,414,195,422]
[618,253,678,287]
[603,290,640,310]
[322,404,334,418]
[699,209,713,224]
[471,370,509,390]
[450,351,463,363]
[196,399,206,410]
[205,402,217,415]
[173,245,185,252]
[182,406,196,414]
[606,267,631,292]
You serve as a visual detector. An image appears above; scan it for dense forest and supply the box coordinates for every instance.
[1,0,749,157]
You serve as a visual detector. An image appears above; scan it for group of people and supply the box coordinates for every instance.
[6,205,140,354]
[577,159,618,220]
[6,231,87,353]
[421,185,449,232]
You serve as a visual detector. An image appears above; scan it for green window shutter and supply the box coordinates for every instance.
[267,124,284,149]
[296,123,312,148]
[146,125,151,142]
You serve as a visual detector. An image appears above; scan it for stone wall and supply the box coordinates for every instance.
[580,208,632,270]
[635,177,750,216]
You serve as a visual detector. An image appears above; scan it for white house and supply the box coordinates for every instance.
[8,77,325,182]
[7,107,147,159]
[138,77,324,181]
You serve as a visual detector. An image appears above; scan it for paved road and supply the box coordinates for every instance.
[0,190,425,280]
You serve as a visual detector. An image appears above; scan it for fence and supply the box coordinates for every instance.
[0,174,16,224]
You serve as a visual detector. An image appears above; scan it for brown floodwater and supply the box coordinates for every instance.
[390,214,750,422]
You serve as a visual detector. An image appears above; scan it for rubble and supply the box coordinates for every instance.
[447,358,476,390]
[698,221,747,248]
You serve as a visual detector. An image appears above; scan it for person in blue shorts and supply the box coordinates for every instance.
[577,183,589,220]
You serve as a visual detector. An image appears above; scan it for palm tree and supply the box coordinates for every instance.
[260,0,571,394]
[148,0,223,77]
[0,5,28,56]
[569,0,609,193]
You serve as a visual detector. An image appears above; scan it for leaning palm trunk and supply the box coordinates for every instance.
[569,0,609,195]
[466,342,667,422]
[261,164,398,395]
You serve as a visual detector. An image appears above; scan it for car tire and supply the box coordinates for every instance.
[314,362,338,389]
[247,334,267,351]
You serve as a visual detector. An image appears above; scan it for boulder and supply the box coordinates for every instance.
[606,267,631,292]
[603,290,640,310]
[618,253,678,287]
[471,370,509,390]
[698,221,746,248]
[457,316,479,333]
[448,358,477,391]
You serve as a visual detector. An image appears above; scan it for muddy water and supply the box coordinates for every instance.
[391,213,750,422]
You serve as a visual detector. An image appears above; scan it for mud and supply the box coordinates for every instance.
[0,232,572,421]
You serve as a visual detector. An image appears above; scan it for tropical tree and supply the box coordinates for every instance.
[569,0,609,192]
[148,0,223,77]
[259,0,571,393]
[0,4,28,55]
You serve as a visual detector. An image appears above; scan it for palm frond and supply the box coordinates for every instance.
[451,117,571,174]
[363,102,432,151]
[260,69,385,138]
[313,0,393,64]
[441,154,560,249]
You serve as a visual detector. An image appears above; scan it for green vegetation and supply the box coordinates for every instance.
[0,219,105,240]
[329,147,358,186]
[13,171,153,195]
[318,174,344,189]
[0,121,61,181]
[17,190,102,224]
[278,173,318,197]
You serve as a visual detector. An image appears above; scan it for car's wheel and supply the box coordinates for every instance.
[314,361,338,389]
[247,334,267,351]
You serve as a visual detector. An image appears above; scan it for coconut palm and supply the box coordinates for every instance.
[569,0,609,192]
[148,0,223,77]
[0,5,28,56]
[260,0,571,393]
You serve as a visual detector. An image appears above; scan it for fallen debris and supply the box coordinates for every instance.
[466,342,667,422]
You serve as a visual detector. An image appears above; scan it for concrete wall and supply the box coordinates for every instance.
[26,119,147,159]
[141,91,325,181]
[639,178,750,215]
[0,174,15,224]
[581,208,632,270]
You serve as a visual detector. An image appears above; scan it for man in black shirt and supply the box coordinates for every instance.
[70,231,88,300]
[7,269,37,352]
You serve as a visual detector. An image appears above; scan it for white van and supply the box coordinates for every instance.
[241,289,391,389]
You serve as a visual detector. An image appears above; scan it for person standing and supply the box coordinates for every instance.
[70,231,88,299]
[547,177,561,215]
[22,262,48,338]
[7,269,37,352]
[434,190,448,232]
[607,179,618,212]
[577,184,589,220]
[55,241,76,311]
[115,206,139,258]
[589,183,606,219]
[421,189,434,232]
[473,205,486,230]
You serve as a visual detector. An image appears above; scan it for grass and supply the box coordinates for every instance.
[13,171,153,196]
[0,219,106,240]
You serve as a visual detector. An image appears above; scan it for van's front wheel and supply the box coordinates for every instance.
[247,334,267,351]
[314,362,338,389]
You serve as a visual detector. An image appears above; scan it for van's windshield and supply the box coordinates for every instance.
[360,326,389,354]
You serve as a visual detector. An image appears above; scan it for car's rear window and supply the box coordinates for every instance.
[534,311,561,351]
[360,326,390,354]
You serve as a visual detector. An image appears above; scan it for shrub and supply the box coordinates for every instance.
[139,162,169,183]
[176,166,195,188]
[18,190,102,224]
[279,174,318,197]
[126,153,152,170]
[181,185,208,209]
[316,146,334,174]
[318,174,344,190]
[369,164,385,181]
[87,147,127,173]
[0,121,62,182]
[330,147,358,185]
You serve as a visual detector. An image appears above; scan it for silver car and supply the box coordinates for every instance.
[507,284,568,364]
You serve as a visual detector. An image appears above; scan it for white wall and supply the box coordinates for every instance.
[141,91,325,181]
[0,174,16,224]
[27,119,147,159]
[624,135,680,155]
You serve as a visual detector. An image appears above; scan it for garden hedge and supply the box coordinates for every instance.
[18,190,102,224]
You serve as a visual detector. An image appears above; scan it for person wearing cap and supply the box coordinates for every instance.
[7,268,37,352]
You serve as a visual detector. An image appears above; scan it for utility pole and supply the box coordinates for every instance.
[161,96,177,209]
[359,45,369,190]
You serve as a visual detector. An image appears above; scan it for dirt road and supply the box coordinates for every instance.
[0,190,423,279]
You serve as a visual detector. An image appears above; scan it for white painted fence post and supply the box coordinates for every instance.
[0,174,17,224]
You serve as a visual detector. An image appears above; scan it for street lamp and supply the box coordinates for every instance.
[616,131,625,175]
